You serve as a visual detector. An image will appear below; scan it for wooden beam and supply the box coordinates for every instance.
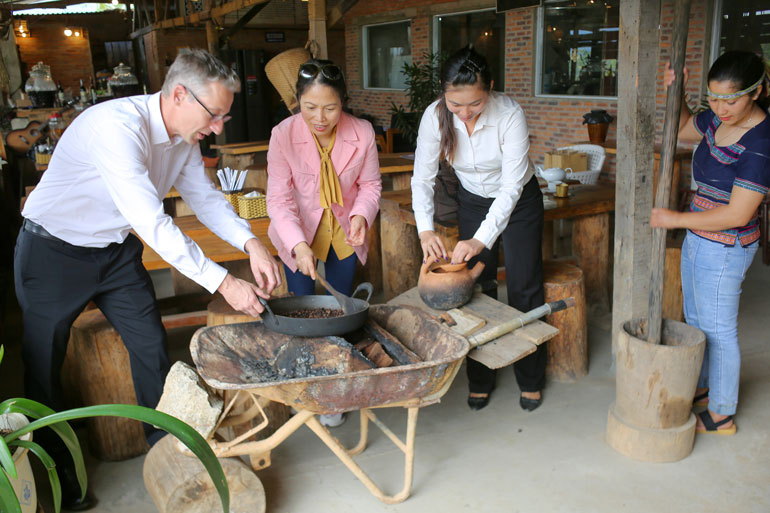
[327,0,358,29]
[611,0,661,353]
[218,1,268,47]
[130,0,270,39]
[206,20,218,55]
[308,0,328,59]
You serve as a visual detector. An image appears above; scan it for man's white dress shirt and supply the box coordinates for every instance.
[22,93,255,293]
[411,91,534,248]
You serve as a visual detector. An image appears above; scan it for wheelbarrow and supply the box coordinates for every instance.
[190,300,571,503]
[191,304,469,504]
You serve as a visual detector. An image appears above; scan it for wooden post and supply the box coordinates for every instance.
[611,0,660,354]
[308,0,328,60]
[647,0,691,345]
[206,21,218,56]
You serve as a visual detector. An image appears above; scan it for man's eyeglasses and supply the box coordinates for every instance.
[298,62,343,82]
[182,85,232,124]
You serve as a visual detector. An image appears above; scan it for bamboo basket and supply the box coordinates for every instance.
[265,48,311,113]
[223,191,243,216]
[238,194,268,219]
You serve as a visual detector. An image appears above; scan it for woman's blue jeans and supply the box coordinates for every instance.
[680,231,757,416]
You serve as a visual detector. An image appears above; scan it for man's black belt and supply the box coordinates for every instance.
[23,218,66,243]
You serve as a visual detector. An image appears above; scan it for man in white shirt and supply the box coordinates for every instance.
[14,48,280,510]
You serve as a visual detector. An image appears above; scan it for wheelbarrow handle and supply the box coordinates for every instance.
[467,297,575,348]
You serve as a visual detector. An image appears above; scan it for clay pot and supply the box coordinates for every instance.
[417,260,485,310]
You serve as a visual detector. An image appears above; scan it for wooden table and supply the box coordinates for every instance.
[379,184,615,305]
[139,215,275,271]
[584,140,691,209]
[378,152,414,190]
[212,140,270,170]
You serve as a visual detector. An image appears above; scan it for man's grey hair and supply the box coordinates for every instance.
[161,48,240,96]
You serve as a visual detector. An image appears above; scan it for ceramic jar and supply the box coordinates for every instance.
[418,260,485,310]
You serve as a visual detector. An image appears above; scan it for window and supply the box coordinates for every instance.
[537,0,619,98]
[711,1,770,63]
[434,9,505,91]
[363,21,412,90]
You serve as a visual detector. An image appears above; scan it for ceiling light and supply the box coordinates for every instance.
[64,28,72,36]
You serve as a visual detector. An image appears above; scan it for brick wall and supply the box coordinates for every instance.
[342,0,711,182]
[16,19,95,94]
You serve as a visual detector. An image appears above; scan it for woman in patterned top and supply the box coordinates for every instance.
[652,50,769,435]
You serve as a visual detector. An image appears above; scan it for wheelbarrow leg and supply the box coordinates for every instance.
[304,406,420,504]
[346,408,371,456]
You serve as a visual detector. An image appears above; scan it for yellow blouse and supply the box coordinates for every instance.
[309,129,354,262]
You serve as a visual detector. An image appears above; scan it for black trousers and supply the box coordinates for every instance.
[13,226,169,457]
[458,177,546,394]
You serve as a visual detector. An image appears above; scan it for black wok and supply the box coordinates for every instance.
[259,283,373,337]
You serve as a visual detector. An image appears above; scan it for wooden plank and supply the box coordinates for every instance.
[611,0,660,353]
[446,308,485,336]
[388,287,558,369]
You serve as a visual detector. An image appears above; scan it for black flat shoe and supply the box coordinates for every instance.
[519,394,542,412]
[467,393,490,411]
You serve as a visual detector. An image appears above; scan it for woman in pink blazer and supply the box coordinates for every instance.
[266,59,382,298]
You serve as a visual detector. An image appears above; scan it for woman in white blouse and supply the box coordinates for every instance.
[412,46,545,412]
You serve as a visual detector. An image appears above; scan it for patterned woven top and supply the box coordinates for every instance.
[689,109,770,246]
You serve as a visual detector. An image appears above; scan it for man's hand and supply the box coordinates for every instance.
[293,241,317,279]
[217,273,266,317]
[244,238,281,295]
[419,230,448,263]
[345,215,367,247]
[450,238,485,264]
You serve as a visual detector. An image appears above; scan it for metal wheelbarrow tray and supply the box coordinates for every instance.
[190,305,470,503]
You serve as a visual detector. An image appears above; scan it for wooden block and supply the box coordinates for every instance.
[543,261,588,382]
[363,319,422,365]
[143,434,266,513]
[68,310,150,461]
[446,308,486,336]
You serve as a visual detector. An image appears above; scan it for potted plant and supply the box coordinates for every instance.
[389,52,444,150]
[582,109,615,144]
[0,346,230,513]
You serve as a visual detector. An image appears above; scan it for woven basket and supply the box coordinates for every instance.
[238,194,267,219]
[567,169,601,185]
[223,191,243,215]
[265,47,311,112]
[35,152,51,165]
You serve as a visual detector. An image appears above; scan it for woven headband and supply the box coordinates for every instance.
[707,73,764,100]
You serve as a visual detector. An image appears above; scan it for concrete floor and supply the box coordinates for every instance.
[3,259,769,513]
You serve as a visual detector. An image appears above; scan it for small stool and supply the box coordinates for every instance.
[66,309,150,460]
[543,260,588,382]
[206,297,292,471]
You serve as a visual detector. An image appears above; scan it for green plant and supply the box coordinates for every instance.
[0,345,229,513]
[389,52,445,148]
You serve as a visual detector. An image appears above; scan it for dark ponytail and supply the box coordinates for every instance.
[437,46,492,163]
[708,50,769,111]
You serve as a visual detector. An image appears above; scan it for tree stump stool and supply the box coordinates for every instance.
[143,434,265,513]
[543,261,588,382]
[206,297,292,470]
[67,309,150,460]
